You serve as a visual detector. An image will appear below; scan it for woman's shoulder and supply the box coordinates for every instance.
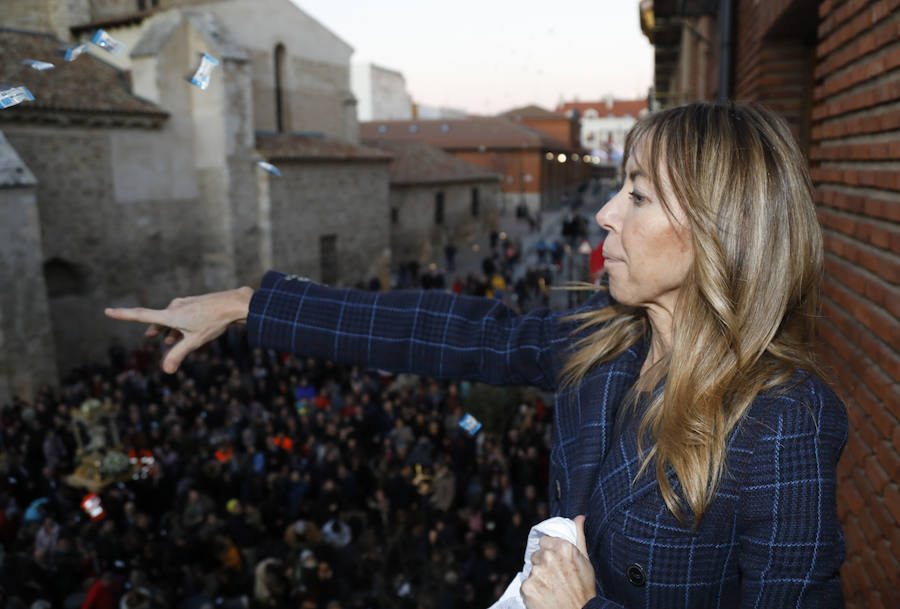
[743,371,848,445]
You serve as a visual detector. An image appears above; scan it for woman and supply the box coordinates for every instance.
[106,101,847,608]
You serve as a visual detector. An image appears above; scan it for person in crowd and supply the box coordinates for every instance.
[104,101,846,608]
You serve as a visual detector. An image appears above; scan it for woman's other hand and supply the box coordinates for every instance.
[521,515,596,609]
[105,287,254,374]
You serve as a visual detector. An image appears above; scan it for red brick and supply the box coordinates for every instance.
[870,591,888,609]
[865,455,890,493]
[874,440,900,481]
[884,484,900,525]
[841,478,866,515]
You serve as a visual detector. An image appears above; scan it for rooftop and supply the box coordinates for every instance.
[362,140,501,187]
[256,133,392,163]
[0,28,166,117]
[360,117,573,151]
[557,99,649,118]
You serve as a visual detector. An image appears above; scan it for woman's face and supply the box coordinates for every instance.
[595,149,693,314]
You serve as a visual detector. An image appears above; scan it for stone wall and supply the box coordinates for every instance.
[3,123,212,376]
[389,181,501,266]
[0,133,57,404]
[268,161,392,287]
[210,0,357,141]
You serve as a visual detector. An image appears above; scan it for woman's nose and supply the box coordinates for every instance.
[595,192,620,230]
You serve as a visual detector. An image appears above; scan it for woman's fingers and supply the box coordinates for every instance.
[144,324,165,338]
[574,515,588,556]
[162,335,198,374]
[105,306,172,327]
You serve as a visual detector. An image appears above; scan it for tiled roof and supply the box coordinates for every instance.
[499,104,566,119]
[362,140,501,187]
[0,28,166,116]
[0,131,36,187]
[360,117,572,151]
[256,133,392,162]
[557,99,649,118]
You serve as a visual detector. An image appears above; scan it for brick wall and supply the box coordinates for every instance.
[809,2,900,607]
[651,0,899,604]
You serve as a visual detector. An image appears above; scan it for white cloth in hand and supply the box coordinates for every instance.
[487,516,578,609]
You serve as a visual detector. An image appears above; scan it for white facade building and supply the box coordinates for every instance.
[557,97,648,162]
[352,62,413,121]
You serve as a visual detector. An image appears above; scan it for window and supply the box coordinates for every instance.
[434,192,444,225]
[320,234,338,285]
[43,258,85,298]
[274,43,286,133]
[391,207,399,225]
[470,188,479,218]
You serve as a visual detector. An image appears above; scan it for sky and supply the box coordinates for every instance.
[290,0,654,116]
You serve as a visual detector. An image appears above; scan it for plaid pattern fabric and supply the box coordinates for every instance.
[248,271,847,609]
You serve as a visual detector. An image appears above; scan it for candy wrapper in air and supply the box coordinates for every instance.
[0,86,34,109]
[91,29,126,55]
[257,161,282,176]
[458,412,482,436]
[63,44,89,62]
[189,53,219,90]
[22,59,54,71]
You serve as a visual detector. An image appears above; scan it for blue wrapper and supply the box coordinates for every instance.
[63,44,89,62]
[458,412,482,436]
[22,59,55,71]
[257,160,282,176]
[0,86,34,109]
[91,29,126,55]
[189,53,219,90]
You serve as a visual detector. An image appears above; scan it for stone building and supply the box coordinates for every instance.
[0,0,394,399]
[362,140,502,268]
[641,1,900,607]
[0,132,57,403]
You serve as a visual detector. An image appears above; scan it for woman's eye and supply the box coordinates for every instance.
[629,190,647,205]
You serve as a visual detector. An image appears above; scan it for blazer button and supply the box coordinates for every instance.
[626,563,646,587]
[555,479,561,500]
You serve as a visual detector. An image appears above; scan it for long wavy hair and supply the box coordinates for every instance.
[561,101,824,528]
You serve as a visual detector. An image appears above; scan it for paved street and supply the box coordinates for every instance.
[448,181,613,310]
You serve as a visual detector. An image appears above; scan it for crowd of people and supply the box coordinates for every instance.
[0,312,555,609]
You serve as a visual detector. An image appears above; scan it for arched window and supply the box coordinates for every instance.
[274,43,286,133]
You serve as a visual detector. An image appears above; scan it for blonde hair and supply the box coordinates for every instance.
[562,102,824,528]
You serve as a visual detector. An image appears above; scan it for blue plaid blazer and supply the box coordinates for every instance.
[248,271,847,609]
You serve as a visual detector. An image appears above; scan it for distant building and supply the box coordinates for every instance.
[351,62,413,121]
[556,98,649,160]
[363,140,501,268]
[361,113,591,216]
[414,104,468,120]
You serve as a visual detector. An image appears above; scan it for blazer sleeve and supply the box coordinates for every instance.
[247,271,601,391]
[738,379,848,608]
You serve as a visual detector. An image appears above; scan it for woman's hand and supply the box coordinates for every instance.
[105,287,254,374]
[521,515,596,609]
